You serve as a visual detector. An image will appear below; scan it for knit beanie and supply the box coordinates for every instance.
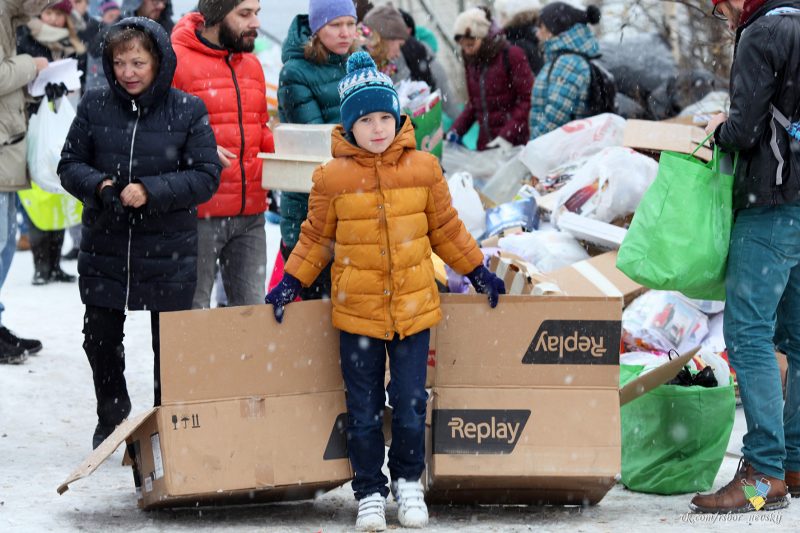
[198,0,244,27]
[338,51,400,133]
[48,0,73,13]
[453,7,492,40]
[309,0,357,35]
[100,0,120,14]
[364,4,409,41]
[539,3,601,36]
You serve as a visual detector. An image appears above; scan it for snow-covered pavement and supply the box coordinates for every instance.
[0,222,795,532]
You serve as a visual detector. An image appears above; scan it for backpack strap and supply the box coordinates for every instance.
[769,104,791,186]
[546,51,597,82]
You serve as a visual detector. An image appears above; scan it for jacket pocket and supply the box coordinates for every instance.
[335,265,353,302]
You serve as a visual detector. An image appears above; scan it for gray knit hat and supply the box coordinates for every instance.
[198,0,244,27]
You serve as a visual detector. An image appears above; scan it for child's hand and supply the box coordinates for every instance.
[265,274,302,323]
[466,265,506,308]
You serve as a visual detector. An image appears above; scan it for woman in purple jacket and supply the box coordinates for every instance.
[447,6,533,151]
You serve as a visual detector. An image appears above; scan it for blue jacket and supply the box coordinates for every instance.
[278,14,349,251]
[58,17,221,312]
[529,23,599,139]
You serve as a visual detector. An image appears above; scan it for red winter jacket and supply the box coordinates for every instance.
[172,13,274,218]
[451,35,533,151]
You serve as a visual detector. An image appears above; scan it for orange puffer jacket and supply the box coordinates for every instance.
[171,13,274,218]
[285,119,483,340]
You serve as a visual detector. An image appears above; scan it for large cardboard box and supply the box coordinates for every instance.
[427,294,694,505]
[58,302,352,509]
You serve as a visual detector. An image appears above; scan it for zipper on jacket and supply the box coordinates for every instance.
[479,66,491,140]
[375,157,396,338]
[226,54,248,215]
[124,102,141,313]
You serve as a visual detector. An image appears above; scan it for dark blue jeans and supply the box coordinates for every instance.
[724,203,800,479]
[340,329,430,500]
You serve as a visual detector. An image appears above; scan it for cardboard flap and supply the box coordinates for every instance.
[619,347,700,406]
[623,120,712,161]
[57,409,156,495]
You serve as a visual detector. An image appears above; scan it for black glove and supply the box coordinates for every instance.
[100,186,125,216]
[265,274,302,323]
[467,265,506,308]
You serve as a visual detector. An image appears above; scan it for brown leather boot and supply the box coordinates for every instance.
[689,459,789,513]
[786,470,800,498]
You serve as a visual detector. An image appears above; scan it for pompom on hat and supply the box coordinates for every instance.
[338,51,400,133]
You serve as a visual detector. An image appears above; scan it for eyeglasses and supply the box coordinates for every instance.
[455,35,477,45]
[712,4,727,21]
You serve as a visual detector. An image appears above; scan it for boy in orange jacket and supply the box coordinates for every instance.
[266,51,505,531]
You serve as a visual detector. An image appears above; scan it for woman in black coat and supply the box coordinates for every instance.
[58,17,221,449]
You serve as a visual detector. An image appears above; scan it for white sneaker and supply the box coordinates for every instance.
[392,478,429,528]
[355,492,386,532]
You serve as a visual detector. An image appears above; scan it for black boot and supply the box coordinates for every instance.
[29,226,50,285]
[0,327,42,355]
[48,230,75,282]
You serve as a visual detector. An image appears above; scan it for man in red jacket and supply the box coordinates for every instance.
[172,0,274,308]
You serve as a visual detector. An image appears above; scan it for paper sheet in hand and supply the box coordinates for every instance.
[28,58,82,97]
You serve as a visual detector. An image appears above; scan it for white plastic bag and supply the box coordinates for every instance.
[481,155,532,204]
[519,113,626,179]
[552,146,658,223]
[442,142,523,185]
[498,230,589,273]
[447,172,485,239]
[26,97,75,194]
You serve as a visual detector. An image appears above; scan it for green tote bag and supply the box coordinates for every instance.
[620,365,736,494]
[617,137,735,301]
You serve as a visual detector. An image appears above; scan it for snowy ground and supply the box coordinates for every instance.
[0,221,796,532]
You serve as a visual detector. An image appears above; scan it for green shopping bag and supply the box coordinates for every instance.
[620,364,736,494]
[406,92,443,158]
[617,136,735,301]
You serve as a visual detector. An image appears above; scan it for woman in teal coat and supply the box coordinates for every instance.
[277,0,358,300]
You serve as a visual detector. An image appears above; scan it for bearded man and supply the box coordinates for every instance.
[172,0,274,308]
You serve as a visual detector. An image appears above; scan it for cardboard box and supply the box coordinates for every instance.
[58,302,352,508]
[623,119,712,161]
[548,251,646,306]
[260,123,335,193]
[427,294,694,505]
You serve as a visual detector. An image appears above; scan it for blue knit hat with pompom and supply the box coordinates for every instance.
[338,51,400,133]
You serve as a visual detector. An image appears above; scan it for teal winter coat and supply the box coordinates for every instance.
[277,14,349,250]
[529,23,600,139]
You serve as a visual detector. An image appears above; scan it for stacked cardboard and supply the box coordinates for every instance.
[58,302,352,509]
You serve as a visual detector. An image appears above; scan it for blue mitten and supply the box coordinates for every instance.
[466,265,506,308]
[445,130,462,145]
[265,274,302,323]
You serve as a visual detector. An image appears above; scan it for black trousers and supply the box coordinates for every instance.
[83,305,161,426]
